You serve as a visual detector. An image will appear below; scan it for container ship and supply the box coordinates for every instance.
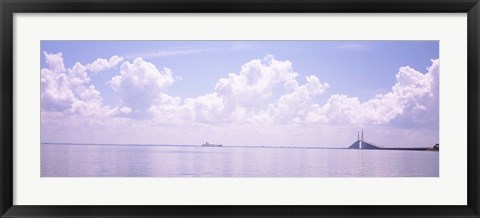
[201,142,222,147]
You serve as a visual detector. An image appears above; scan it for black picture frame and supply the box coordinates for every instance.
[1,0,479,217]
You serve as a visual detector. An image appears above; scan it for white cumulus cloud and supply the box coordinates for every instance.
[41,52,112,116]
[108,58,176,115]
[307,59,439,126]
[86,55,124,73]
[271,75,329,123]
[214,54,298,109]
[147,55,329,125]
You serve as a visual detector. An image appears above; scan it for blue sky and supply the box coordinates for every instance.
[40,41,439,147]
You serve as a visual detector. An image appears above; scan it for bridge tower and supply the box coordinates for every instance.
[348,130,383,150]
[361,130,364,149]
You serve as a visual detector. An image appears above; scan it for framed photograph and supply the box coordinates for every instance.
[1,0,479,217]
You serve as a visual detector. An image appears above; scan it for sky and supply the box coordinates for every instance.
[40,41,439,148]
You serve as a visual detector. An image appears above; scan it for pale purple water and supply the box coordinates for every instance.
[41,143,439,177]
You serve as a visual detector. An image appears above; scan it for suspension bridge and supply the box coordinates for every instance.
[347,130,436,151]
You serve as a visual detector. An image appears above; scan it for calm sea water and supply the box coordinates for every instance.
[41,143,439,177]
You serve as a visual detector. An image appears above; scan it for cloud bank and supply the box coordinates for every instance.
[41,52,439,146]
[306,59,439,127]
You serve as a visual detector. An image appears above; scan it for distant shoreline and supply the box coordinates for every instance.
[41,142,437,151]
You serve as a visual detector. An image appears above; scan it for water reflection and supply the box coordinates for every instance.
[41,144,439,177]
